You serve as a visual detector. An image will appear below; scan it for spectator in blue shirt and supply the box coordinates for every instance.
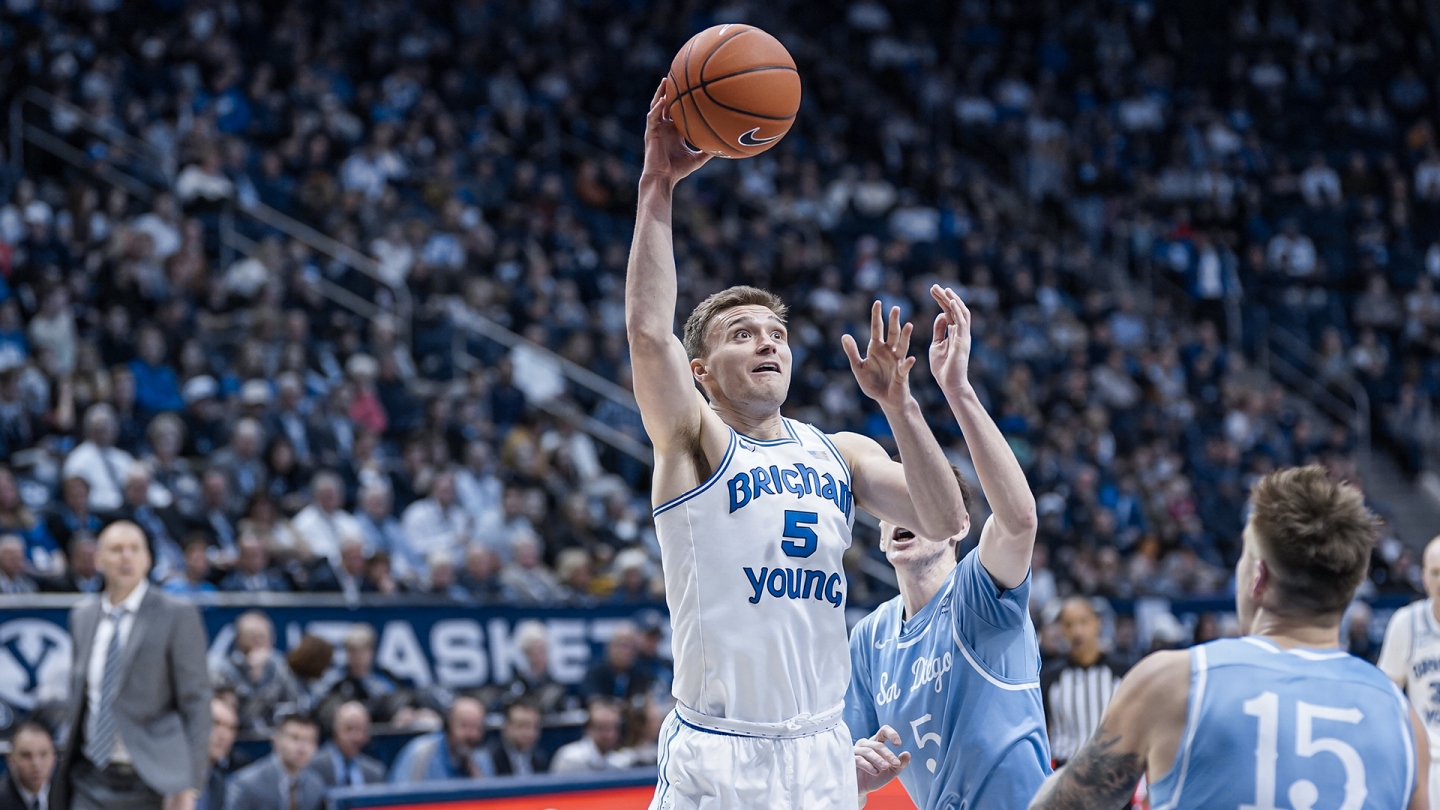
[389,697,493,782]
[129,325,185,417]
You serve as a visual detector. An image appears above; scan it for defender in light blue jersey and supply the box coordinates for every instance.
[846,288,1051,810]
[1031,466,1430,810]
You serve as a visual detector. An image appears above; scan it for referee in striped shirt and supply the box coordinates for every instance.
[1039,597,1129,766]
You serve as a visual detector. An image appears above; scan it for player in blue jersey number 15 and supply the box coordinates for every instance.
[1030,466,1428,810]
[845,286,1052,810]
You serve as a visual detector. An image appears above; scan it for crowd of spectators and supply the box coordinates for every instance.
[0,0,1436,669]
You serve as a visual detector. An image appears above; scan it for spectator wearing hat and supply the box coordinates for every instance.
[61,404,135,513]
[181,376,226,457]
[607,549,653,605]
[292,471,362,566]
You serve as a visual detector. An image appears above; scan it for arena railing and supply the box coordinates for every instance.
[7,85,411,345]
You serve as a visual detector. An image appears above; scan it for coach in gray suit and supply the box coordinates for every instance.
[224,714,325,810]
[52,521,212,810]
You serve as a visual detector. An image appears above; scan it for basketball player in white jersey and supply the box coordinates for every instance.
[1378,534,1440,810]
[629,82,967,810]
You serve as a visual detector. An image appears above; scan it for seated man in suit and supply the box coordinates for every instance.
[198,698,240,810]
[1,721,55,810]
[218,536,290,593]
[211,610,305,732]
[550,698,624,774]
[481,700,549,778]
[224,713,324,810]
[308,702,386,788]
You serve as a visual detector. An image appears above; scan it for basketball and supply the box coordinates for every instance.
[663,24,800,158]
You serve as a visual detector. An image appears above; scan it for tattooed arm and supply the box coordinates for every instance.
[1029,651,1190,810]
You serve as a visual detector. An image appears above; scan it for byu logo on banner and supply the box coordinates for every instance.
[0,618,72,709]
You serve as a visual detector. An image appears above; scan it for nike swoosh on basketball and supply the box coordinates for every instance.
[738,128,781,147]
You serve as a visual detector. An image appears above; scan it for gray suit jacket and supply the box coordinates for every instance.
[306,743,387,788]
[52,588,212,809]
[224,755,325,810]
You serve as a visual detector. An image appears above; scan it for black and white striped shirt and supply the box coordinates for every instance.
[1040,654,1129,764]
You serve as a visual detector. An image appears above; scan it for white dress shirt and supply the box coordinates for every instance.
[17,782,47,810]
[292,505,362,564]
[86,580,148,765]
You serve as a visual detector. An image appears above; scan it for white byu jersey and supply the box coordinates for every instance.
[653,418,855,725]
[1379,598,1440,757]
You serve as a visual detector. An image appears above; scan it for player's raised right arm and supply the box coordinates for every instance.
[627,82,713,450]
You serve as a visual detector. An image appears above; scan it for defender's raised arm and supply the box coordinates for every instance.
[931,285,1038,590]
[625,83,712,454]
[833,301,968,542]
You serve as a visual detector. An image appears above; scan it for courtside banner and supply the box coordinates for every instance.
[0,594,670,722]
[323,769,921,810]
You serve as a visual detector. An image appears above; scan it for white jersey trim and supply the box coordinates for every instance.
[949,623,1039,691]
[652,429,739,518]
[1154,643,1209,810]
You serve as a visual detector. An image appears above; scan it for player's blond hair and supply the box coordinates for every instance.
[682,286,788,360]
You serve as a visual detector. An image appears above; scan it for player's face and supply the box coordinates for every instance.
[1422,542,1440,601]
[878,519,956,568]
[694,306,791,411]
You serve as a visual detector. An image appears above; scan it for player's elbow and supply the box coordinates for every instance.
[626,318,674,352]
[920,504,968,542]
[1007,501,1039,536]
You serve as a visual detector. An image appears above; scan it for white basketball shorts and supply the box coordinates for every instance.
[649,703,858,810]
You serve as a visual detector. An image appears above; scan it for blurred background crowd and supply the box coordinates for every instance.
[1,0,1439,776]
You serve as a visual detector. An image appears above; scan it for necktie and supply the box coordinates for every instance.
[83,606,127,768]
[288,776,300,810]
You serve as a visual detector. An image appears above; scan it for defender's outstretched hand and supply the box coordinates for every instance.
[929,284,974,397]
[844,301,917,411]
[856,725,912,803]
[642,81,712,185]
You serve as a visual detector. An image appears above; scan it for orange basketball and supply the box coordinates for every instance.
[663,24,800,159]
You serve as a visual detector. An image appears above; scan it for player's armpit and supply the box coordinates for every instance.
[626,328,710,453]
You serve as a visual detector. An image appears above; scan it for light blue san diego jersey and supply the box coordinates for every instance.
[1150,637,1416,810]
[844,550,1051,810]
